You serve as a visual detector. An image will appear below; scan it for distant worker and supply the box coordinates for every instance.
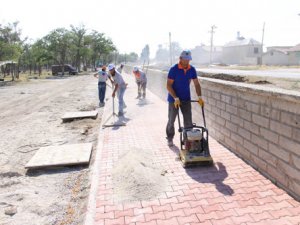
[133,66,147,99]
[117,63,124,74]
[166,50,204,147]
[94,66,108,107]
[108,64,127,116]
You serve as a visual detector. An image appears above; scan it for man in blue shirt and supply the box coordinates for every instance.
[166,50,204,147]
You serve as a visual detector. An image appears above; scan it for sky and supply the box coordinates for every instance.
[0,0,299,58]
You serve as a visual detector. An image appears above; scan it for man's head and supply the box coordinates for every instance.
[101,66,106,71]
[179,50,192,69]
[133,66,139,74]
[108,64,116,76]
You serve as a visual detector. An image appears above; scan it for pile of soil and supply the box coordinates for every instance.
[112,148,168,202]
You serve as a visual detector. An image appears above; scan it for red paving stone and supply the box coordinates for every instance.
[88,76,300,225]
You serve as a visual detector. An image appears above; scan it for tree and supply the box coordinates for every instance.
[0,21,23,80]
[140,44,150,63]
[44,28,72,74]
[70,24,86,72]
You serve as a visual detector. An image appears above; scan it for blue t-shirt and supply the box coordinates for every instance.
[167,64,197,102]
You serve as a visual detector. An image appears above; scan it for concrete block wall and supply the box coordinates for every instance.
[194,78,300,200]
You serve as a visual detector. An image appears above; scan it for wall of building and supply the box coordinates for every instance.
[222,45,261,65]
[263,51,289,66]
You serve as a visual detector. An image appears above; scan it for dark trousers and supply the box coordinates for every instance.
[166,101,193,141]
[98,82,106,104]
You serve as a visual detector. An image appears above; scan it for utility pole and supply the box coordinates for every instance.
[209,25,217,65]
[260,22,265,66]
[169,32,172,66]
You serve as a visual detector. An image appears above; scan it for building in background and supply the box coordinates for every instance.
[287,44,300,66]
[262,44,300,66]
[191,44,222,65]
[222,33,262,65]
[262,46,292,66]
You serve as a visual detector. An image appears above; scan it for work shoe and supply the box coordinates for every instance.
[167,139,174,147]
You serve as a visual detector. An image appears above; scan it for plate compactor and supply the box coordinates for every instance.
[177,100,213,167]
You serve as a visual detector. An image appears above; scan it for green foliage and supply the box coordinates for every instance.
[1,22,119,74]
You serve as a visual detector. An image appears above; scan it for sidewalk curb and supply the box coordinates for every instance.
[84,93,112,225]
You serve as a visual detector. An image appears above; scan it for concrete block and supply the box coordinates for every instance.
[225,121,238,133]
[238,127,251,140]
[208,97,216,106]
[236,143,251,160]
[225,136,236,150]
[270,120,292,138]
[245,101,261,114]
[231,97,237,106]
[252,154,267,171]
[289,180,300,197]
[292,128,300,142]
[277,160,300,182]
[230,114,244,126]
[216,100,226,110]
[216,116,226,126]
[211,92,221,100]
[243,120,259,135]
[270,109,281,121]
[25,143,93,169]
[279,136,300,156]
[221,94,231,104]
[231,133,244,145]
[226,104,238,115]
[238,108,252,122]
[244,140,258,156]
[268,143,290,163]
[260,128,279,144]
[267,165,289,188]
[281,111,300,128]
[221,110,231,120]
[291,154,300,171]
[260,105,271,117]
[251,134,268,150]
[253,114,270,129]
[258,148,277,167]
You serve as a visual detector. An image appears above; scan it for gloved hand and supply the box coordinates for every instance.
[174,97,180,108]
[198,96,204,107]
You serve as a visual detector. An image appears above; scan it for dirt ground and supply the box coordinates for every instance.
[0,74,102,225]
[200,72,300,91]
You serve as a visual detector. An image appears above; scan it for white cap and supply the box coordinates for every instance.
[108,64,115,71]
[133,66,139,72]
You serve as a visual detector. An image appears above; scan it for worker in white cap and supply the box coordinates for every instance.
[117,63,124,74]
[108,64,127,116]
[93,65,108,107]
[133,66,147,99]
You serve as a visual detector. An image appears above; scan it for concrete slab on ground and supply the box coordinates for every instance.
[25,143,93,169]
[61,110,98,122]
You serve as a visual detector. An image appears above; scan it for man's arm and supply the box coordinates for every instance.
[112,83,119,98]
[93,72,98,78]
[193,78,202,97]
[166,79,177,99]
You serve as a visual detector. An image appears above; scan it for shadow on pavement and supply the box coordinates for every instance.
[185,162,234,196]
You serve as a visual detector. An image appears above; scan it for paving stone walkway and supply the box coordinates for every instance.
[86,75,300,225]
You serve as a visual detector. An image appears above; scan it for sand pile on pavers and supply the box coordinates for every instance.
[112,147,168,202]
